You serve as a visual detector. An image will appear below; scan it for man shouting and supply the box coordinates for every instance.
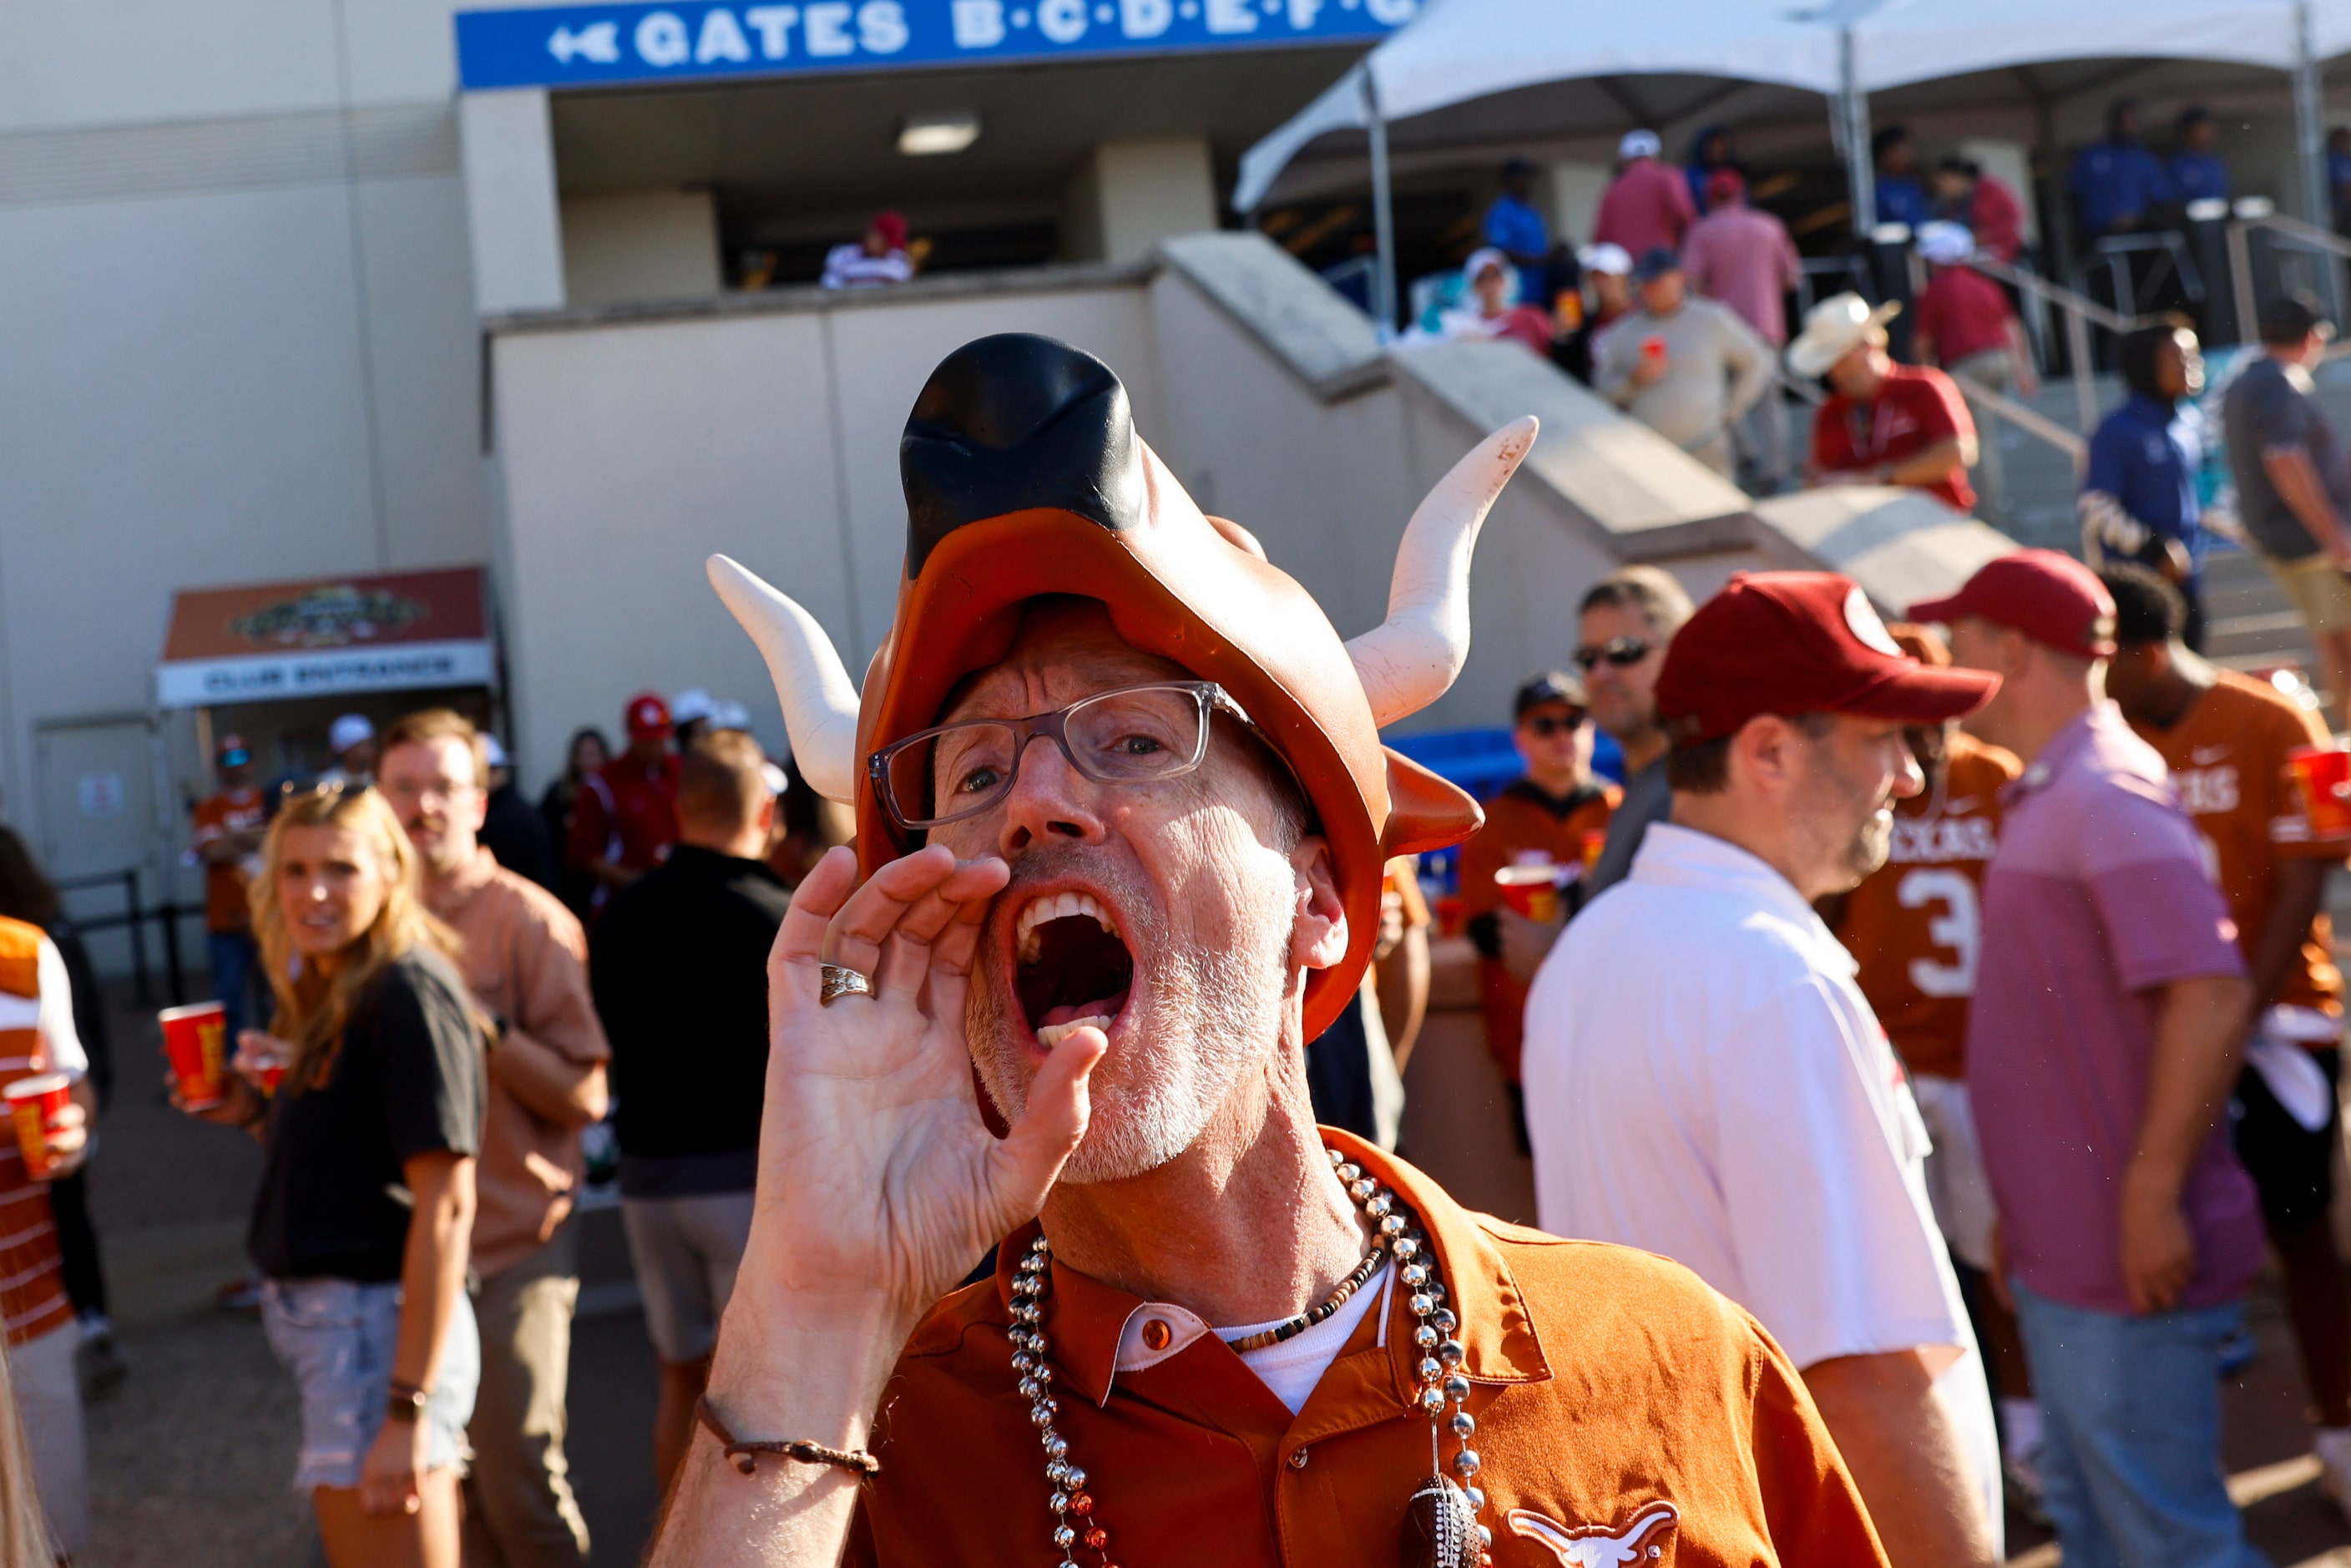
[647,335,1888,1566]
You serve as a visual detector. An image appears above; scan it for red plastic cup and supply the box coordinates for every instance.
[1580,829,1609,873]
[2288,744,2351,839]
[160,1001,230,1109]
[1494,865,1561,924]
[250,1039,289,1097]
[5,1074,71,1181]
[1641,335,1666,361]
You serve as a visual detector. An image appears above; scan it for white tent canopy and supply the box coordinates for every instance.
[1236,0,2337,215]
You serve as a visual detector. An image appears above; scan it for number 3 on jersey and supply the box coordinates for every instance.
[1898,868,1979,998]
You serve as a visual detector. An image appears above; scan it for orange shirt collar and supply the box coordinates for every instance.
[988,1127,1551,1411]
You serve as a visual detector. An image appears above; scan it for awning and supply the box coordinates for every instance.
[156,567,496,710]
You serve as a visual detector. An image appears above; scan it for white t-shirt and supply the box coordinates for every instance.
[0,937,88,1080]
[1520,824,2000,1549]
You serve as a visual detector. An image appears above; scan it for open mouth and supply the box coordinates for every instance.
[1014,890,1135,1048]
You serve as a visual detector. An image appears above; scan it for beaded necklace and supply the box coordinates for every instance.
[1008,1147,1493,1568]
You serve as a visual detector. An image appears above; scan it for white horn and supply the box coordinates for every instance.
[706,554,862,803]
[1346,416,1539,727]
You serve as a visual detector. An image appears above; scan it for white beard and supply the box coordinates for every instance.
[968,847,1294,1184]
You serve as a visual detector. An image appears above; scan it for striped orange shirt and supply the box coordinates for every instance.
[0,917,71,1345]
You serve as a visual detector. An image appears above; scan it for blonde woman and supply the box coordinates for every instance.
[181,785,485,1568]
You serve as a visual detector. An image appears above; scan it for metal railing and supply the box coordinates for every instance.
[2227,211,2351,352]
[1963,253,2136,438]
[55,868,190,1007]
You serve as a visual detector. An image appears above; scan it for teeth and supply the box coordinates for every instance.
[1014,890,1118,964]
[1035,1015,1114,1048]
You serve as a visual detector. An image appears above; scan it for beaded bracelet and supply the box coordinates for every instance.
[695,1397,881,1478]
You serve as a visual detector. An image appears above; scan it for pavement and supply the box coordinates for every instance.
[58,975,2351,1566]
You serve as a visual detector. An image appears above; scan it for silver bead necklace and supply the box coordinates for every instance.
[1008,1146,1493,1568]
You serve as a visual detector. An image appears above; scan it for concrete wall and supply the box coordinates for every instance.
[1059,138,1218,264]
[562,188,722,305]
[0,0,490,918]
[488,275,1167,785]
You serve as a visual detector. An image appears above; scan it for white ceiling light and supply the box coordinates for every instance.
[898,112,981,156]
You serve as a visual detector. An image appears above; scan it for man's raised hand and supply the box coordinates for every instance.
[743,845,1105,1334]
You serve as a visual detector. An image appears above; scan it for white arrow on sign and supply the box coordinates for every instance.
[549,21,622,62]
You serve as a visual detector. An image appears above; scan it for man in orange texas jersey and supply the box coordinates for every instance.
[1823,624,2040,1507]
[2102,563,2351,1508]
[1458,673,1618,1147]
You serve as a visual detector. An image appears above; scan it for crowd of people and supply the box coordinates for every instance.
[4,313,2351,1568]
[1421,101,2291,526]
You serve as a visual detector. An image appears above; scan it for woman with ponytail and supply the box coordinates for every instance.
[180,783,485,1567]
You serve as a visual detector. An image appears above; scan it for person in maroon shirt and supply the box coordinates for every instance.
[1929,159,2026,264]
[1913,221,2036,518]
[1592,129,1696,260]
[567,692,681,906]
[1789,292,1980,513]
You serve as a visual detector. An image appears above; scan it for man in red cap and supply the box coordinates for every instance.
[1522,570,2004,1566]
[568,692,680,907]
[648,336,1888,1566]
[1914,550,2262,1568]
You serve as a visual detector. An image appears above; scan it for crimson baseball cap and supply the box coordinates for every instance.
[1656,572,1999,745]
[1909,550,2118,658]
[624,692,673,740]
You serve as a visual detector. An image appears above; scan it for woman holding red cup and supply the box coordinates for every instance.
[177,783,485,1568]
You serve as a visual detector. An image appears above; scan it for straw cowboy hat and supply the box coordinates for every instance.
[1786,291,1902,379]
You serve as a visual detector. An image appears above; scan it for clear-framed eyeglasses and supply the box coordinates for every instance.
[867,680,1262,832]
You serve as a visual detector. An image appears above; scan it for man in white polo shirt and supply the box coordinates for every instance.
[1522,570,2005,1566]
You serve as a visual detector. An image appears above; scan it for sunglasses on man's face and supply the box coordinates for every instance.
[1522,712,1586,736]
[1573,636,1653,670]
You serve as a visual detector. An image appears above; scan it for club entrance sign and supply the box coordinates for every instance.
[456,0,1415,90]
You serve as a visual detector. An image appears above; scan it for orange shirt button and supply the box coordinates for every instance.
[1141,1318,1172,1352]
[1288,1446,1310,1469]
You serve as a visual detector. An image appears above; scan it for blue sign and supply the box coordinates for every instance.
[456,0,1414,90]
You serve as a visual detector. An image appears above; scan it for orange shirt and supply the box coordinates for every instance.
[424,847,610,1277]
[2129,670,2347,1020]
[191,787,265,933]
[845,1132,1886,1567]
[1832,731,2022,1080]
[0,918,72,1346]
[1458,780,1618,1081]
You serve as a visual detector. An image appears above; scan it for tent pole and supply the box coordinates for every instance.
[1366,69,1398,341]
[2294,1,2342,320]
[1841,27,1877,239]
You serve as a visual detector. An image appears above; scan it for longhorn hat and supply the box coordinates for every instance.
[710,333,1534,1037]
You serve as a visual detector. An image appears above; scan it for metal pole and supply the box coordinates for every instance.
[2227,220,2257,346]
[1364,69,1398,341]
[2065,306,2098,434]
[1842,28,1877,239]
[2295,1,2343,319]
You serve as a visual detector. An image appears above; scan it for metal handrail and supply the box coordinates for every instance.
[1949,371,2088,465]
[1963,252,2146,436]
[2226,212,2351,352]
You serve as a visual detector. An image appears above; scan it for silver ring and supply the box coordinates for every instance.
[819,964,876,1006]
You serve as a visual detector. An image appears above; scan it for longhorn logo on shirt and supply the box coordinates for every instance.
[1507,1500,1678,1565]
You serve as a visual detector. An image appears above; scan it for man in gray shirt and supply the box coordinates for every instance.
[1494,567,1696,987]
[2222,291,2351,721]
[1594,249,1773,478]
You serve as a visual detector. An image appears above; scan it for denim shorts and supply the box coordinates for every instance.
[261,1277,478,1491]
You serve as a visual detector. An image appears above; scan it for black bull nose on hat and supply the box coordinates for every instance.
[708,332,1538,1039]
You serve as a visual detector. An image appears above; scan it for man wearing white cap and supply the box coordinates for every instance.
[318,712,377,788]
[1790,291,1979,513]
[1593,129,1696,260]
[1560,242,1635,384]
[1911,222,2035,518]
[1438,248,1555,358]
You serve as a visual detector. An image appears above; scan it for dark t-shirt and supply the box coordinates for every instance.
[247,948,487,1282]
[592,844,791,1192]
[2224,355,2351,562]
